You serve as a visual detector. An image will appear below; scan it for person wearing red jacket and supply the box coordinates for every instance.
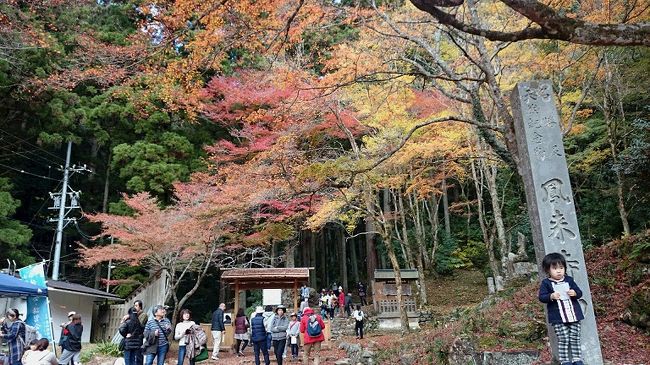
[337,289,345,317]
[299,307,325,365]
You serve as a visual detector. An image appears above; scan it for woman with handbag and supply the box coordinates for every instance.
[233,309,249,356]
[143,305,171,365]
[173,309,195,365]
[119,307,144,365]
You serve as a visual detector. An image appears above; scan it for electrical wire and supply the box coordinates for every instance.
[0,161,60,181]
[0,129,65,163]
[74,219,98,241]
[0,146,61,169]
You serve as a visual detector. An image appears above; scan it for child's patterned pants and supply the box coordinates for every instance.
[553,322,582,363]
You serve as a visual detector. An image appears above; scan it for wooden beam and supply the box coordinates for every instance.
[234,280,240,322]
[293,279,298,314]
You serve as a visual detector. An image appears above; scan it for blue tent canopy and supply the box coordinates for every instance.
[0,273,48,297]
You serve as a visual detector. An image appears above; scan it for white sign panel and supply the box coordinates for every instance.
[262,289,282,306]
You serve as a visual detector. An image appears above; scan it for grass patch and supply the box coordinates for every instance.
[79,342,121,363]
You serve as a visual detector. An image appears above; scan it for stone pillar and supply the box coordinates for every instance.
[487,277,495,294]
[495,276,504,292]
[511,80,603,364]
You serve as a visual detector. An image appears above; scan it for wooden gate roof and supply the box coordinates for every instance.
[220,268,310,290]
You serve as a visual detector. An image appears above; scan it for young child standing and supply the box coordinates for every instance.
[352,305,364,340]
[286,313,300,361]
[538,252,584,365]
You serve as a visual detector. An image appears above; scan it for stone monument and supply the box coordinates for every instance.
[511,80,603,364]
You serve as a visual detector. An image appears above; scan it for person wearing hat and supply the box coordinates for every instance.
[250,306,270,365]
[286,313,300,361]
[58,313,83,365]
[0,309,26,365]
[270,306,288,365]
[58,311,75,350]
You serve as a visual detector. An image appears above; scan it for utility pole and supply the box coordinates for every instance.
[106,236,114,293]
[49,141,91,280]
[51,141,71,281]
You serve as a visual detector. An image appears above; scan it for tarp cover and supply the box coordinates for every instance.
[0,273,47,297]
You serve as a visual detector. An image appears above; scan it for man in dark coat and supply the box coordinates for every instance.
[58,314,83,365]
[210,303,226,360]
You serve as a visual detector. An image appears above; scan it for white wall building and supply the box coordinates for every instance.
[47,280,122,343]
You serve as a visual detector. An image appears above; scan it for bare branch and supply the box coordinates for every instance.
[409,0,650,46]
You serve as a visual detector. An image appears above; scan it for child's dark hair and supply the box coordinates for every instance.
[542,252,567,273]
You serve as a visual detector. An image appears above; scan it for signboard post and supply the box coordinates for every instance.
[18,262,55,351]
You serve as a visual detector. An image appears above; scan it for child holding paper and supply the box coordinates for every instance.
[538,252,584,365]
[286,313,300,361]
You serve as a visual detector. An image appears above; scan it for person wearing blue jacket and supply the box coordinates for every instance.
[538,253,584,365]
[250,306,270,365]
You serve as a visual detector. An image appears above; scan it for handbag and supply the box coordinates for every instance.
[193,347,208,362]
[118,337,126,352]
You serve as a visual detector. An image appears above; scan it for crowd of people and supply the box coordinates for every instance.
[205,281,368,364]
[1,281,369,365]
[0,308,83,365]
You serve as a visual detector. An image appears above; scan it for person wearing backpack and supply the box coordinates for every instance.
[352,305,364,339]
[298,307,325,365]
[58,314,83,365]
[119,307,144,365]
[0,309,26,365]
[250,306,270,365]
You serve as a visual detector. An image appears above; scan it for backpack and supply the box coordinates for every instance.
[24,324,40,345]
[306,315,322,337]
[17,321,40,349]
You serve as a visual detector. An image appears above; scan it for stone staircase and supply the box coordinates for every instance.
[328,316,356,340]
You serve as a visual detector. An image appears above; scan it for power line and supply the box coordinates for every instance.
[0,129,65,163]
[0,144,63,167]
[0,147,58,170]
[0,162,60,181]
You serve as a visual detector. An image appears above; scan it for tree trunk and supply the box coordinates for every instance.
[411,193,431,269]
[441,177,451,237]
[409,194,429,305]
[174,250,215,325]
[319,230,327,289]
[364,196,378,282]
[484,156,508,275]
[286,241,295,268]
[396,191,427,304]
[339,226,348,291]
[378,190,410,332]
[310,231,317,289]
[350,235,359,287]
[383,231,410,333]
[471,158,500,276]
[425,195,441,265]
[602,61,631,236]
